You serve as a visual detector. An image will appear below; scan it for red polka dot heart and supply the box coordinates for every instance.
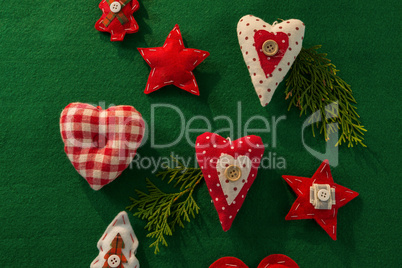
[237,15,305,107]
[195,132,265,231]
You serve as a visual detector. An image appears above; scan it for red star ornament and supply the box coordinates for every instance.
[95,0,140,41]
[138,25,209,95]
[282,160,359,240]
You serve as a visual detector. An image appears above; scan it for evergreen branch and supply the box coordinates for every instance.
[285,45,367,147]
[157,156,202,190]
[126,157,203,254]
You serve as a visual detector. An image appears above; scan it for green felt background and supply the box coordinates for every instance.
[0,0,400,267]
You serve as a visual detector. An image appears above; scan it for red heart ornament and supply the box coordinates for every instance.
[209,257,248,268]
[209,254,299,268]
[60,103,145,190]
[254,30,289,76]
[195,133,265,231]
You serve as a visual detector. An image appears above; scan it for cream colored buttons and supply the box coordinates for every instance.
[317,189,330,201]
[310,184,336,210]
[107,255,121,267]
[262,40,279,56]
[225,165,242,181]
[110,1,122,13]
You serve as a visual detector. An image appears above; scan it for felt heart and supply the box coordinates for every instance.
[60,103,145,190]
[254,30,289,76]
[217,154,251,205]
[195,133,265,231]
[209,254,299,268]
[237,15,305,107]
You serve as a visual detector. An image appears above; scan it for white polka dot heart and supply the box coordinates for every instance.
[195,132,265,231]
[237,15,305,107]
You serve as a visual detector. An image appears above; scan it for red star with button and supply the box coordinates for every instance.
[282,160,359,240]
[95,0,140,41]
[138,25,210,95]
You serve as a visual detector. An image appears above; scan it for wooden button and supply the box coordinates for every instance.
[224,165,242,182]
[262,40,279,56]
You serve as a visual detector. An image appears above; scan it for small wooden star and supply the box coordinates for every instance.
[138,24,209,95]
[282,160,359,240]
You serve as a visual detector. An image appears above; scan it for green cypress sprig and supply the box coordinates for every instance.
[285,45,367,147]
[126,157,203,254]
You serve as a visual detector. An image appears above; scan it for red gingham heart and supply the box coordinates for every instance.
[60,103,145,190]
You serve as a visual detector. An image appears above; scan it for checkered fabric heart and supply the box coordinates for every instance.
[60,103,145,190]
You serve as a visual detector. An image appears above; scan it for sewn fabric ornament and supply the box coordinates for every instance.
[210,254,299,268]
[95,0,140,41]
[138,24,209,95]
[237,15,305,106]
[195,132,265,231]
[60,103,145,190]
[91,211,139,268]
[283,160,359,240]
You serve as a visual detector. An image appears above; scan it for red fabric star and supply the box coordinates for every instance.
[282,160,359,240]
[138,25,209,95]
